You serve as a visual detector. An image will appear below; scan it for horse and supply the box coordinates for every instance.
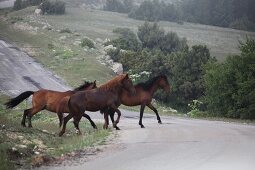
[107,75,170,129]
[58,74,136,137]
[5,81,97,128]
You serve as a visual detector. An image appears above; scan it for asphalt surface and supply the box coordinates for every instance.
[1,39,255,170]
[0,40,69,97]
[43,109,255,170]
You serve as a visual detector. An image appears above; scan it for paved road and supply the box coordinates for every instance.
[0,0,14,9]
[0,40,69,96]
[44,109,255,170]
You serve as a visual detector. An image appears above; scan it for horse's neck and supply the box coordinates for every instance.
[99,84,122,95]
[148,80,160,95]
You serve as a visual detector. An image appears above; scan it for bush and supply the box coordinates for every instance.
[81,38,95,48]
[137,22,187,53]
[128,0,180,22]
[104,0,133,13]
[59,28,72,33]
[106,28,141,51]
[204,38,255,119]
[40,0,65,15]
[106,23,212,110]
[13,0,41,10]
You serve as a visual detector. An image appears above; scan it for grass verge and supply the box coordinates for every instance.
[0,94,110,169]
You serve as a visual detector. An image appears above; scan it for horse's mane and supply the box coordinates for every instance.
[136,75,167,90]
[73,81,93,91]
[99,74,127,91]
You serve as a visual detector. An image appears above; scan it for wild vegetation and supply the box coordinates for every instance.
[14,0,66,15]
[105,22,255,119]
[104,0,255,31]
[203,38,255,119]
[105,22,213,110]
[13,0,41,11]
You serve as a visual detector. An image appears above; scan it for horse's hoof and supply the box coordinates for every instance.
[158,120,162,124]
[21,123,26,127]
[103,124,108,129]
[140,125,145,128]
[115,127,120,130]
[28,125,33,128]
[93,125,98,129]
[59,132,64,137]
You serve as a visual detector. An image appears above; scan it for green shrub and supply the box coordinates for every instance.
[59,28,72,33]
[137,22,187,53]
[107,28,141,51]
[81,38,95,48]
[104,0,133,13]
[204,38,255,119]
[13,0,41,10]
[106,23,212,110]
[8,16,23,24]
[39,0,65,15]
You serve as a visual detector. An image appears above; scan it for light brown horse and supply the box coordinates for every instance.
[58,74,136,136]
[5,81,97,128]
[107,75,170,129]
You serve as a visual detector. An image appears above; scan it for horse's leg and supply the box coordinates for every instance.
[103,111,109,129]
[59,113,73,137]
[109,109,120,130]
[110,105,121,128]
[139,104,146,128]
[147,103,162,124]
[57,112,63,128]
[73,115,82,135]
[83,113,97,129]
[27,106,43,128]
[21,108,31,127]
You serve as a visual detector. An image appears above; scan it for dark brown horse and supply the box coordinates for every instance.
[107,75,170,129]
[5,81,97,128]
[58,74,136,137]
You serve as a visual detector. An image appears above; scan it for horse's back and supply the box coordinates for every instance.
[120,86,151,106]
[32,89,72,112]
[69,90,116,112]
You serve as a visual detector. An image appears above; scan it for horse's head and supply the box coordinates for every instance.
[121,74,136,95]
[91,80,97,89]
[158,75,170,93]
[74,80,97,91]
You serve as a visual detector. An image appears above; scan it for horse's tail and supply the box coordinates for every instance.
[57,96,70,127]
[5,91,34,109]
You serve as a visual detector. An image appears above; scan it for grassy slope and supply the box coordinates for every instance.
[0,7,114,87]
[43,7,255,60]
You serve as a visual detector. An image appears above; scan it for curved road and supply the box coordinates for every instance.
[0,40,69,96]
[46,110,255,170]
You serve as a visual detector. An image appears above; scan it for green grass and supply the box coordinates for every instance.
[41,7,255,60]
[0,7,114,86]
[0,95,110,169]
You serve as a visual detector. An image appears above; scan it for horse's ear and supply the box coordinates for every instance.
[93,80,96,84]
[124,73,129,79]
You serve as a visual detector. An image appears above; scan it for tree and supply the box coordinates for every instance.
[110,28,141,51]
[13,0,22,10]
[137,22,165,49]
[204,38,255,119]
[104,0,133,13]
[170,45,211,108]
